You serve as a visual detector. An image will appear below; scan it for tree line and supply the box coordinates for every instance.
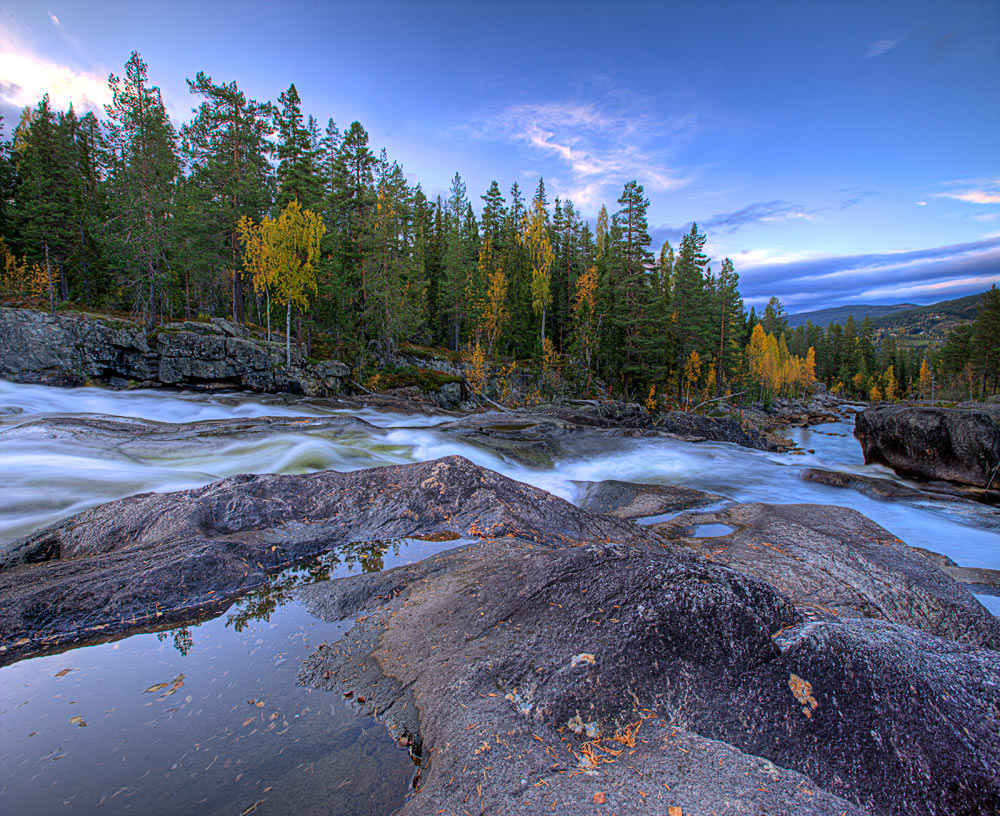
[2,51,997,405]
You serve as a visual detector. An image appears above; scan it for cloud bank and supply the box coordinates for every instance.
[736,237,1000,311]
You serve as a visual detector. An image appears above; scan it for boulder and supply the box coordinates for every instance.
[0,456,656,662]
[651,502,1000,649]
[854,404,1000,487]
[299,537,1000,816]
[574,478,727,519]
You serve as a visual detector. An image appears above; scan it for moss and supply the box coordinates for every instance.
[400,341,463,365]
[372,365,463,393]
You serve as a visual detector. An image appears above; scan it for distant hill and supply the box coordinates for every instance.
[869,292,986,339]
[786,303,917,329]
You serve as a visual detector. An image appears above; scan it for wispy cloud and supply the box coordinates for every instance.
[651,200,816,249]
[865,38,900,58]
[465,93,697,210]
[929,177,1000,205]
[737,237,1000,311]
[703,200,815,232]
[936,189,1000,205]
[0,22,109,115]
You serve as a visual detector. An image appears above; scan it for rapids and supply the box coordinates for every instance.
[1,379,996,571]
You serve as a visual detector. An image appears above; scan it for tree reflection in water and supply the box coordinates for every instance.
[225,539,402,633]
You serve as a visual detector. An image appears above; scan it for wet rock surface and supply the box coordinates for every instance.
[573,478,727,519]
[651,502,1000,649]
[802,465,1000,531]
[0,456,654,663]
[800,466,962,502]
[855,403,1000,487]
[299,537,999,816]
[435,407,776,467]
[3,457,999,814]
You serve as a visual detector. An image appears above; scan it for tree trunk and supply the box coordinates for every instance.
[266,289,271,342]
[981,347,991,400]
[44,242,54,315]
[286,300,292,368]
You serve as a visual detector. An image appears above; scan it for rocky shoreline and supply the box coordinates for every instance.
[855,403,1000,488]
[0,305,813,452]
[0,305,357,398]
[1,456,998,815]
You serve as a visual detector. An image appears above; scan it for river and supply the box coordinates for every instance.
[0,380,997,815]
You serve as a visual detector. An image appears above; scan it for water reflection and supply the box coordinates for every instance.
[0,537,463,815]
[226,540,400,635]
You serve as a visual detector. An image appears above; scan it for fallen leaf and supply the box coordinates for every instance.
[162,674,185,697]
[593,791,606,804]
[54,668,74,677]
[144,683,168,694]
[69,715,87,727]
[668,807,682,816]
[242,718,255,727]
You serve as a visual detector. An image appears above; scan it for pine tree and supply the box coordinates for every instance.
[972,284,1000,397]
[612,180,665,391]
[671,223,710,399]
[761,296,788,336]
[274,84,322,212]
[104,52,180,328]
[711,257,744,395]
[364,158,424,364]
[441,173,474,350]
[181,72,274,322]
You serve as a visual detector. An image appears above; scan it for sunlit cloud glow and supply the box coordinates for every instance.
[0,25,109,114]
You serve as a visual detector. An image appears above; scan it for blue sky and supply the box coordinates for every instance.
[1,0,998,313]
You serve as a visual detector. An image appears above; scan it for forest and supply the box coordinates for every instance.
[1,52,998,406]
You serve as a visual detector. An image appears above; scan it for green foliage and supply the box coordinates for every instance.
[2,52,993,400]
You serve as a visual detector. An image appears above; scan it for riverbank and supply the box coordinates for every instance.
[0,306,843,456]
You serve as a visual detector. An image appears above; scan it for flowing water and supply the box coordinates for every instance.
[1,380,997,814]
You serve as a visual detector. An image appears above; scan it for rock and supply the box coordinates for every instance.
[651,502,1000,649]
[313,359,349,380]
[209,316,245,338]
[0,456,656,662]
[0,307,353,396]
[656,409,776,449]
[854,404,1000,487]
[801,467,1000,530]
[574,479,728,520]
[299,537,999,816]
[801,467,942,501]
[435,411,582,467]
[434,380,462,408]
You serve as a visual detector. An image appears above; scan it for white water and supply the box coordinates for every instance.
[0,380,997,572]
